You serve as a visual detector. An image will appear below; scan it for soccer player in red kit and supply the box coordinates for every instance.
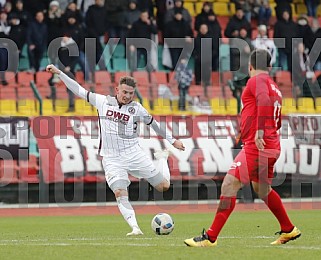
[184,49,301,247]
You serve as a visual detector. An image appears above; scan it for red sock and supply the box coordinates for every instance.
[262,189,294,233]
[207,196,236,241]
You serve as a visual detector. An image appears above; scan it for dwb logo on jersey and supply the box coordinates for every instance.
[106,110,130,124]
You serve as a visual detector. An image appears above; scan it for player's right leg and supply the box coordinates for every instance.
[184,174,241,247]
[184,149,248,247]
[113,188,143,236]
[102,157,143,236]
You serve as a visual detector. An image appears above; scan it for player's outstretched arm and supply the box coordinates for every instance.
[46,64,88,100]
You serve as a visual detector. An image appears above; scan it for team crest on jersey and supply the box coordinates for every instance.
[128,107,135,114]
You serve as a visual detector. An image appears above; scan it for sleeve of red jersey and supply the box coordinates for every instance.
[251,76,271,131]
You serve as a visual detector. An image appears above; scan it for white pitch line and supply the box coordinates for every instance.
[248,245,321,251]
[0,242,185,247]
[1,198,321,209]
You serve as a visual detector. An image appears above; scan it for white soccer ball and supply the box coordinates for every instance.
[151,213,174,235]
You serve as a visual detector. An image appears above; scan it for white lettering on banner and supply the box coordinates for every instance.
[17,120,29,147]
[275,136,297,174]
[69,119,99,137]
[80,136,102,172]
[196,137,234,173]
[205,119,238,137]
[0,121,29,147]
[168,121,189,137]
[197,122,209,137]
[0,124,11,147]
[164,138,195,173]
[53,136,84,173]
[45,117,321,178]
[299,144,320,176]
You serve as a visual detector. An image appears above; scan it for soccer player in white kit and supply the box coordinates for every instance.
[46,64,185,236]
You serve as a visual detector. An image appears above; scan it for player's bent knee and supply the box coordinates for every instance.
[221,174,241,196]
[113,189,128,198]
[154,180,170,192]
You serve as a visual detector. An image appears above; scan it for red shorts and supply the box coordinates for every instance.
[227,148,280,184]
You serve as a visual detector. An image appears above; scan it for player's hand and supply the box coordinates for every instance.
[46,64,61,75]
[255,131,266,151]
[173,140,185,151]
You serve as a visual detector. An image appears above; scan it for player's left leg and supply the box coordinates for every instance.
[252,150,301,244]
[252,181,301,244]
[153,149,171,183]
[130,148,170,192]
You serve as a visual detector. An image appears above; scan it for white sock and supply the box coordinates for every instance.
[116,196,139,229]
[155,157,170,183]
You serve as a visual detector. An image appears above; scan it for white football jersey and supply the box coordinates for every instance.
[87,93,153,156]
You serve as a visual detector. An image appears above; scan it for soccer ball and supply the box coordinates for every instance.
[151,213,174,235]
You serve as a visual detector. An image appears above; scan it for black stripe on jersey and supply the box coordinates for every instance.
[86,91,90,102]
[147,117,154,125]
[97,109,102,155]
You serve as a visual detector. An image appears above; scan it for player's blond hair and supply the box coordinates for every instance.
[119,76,137,88]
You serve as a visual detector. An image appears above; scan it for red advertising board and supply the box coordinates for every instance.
[31,115,321,183]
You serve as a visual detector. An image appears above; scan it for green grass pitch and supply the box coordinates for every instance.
[0,210,320,259]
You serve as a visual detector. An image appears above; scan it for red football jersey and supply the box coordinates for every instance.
[240,73,282,150]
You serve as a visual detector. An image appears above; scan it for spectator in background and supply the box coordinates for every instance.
[55,0,72,11]
[232,0,254,23]
[105,0,128,43]
[257,0,272,25]
[46,1,63,67]
[296,15,313,51]
[305,0,319,17]
[273,10,297,71]
[137,0,154,19]
[164,0,191,25]
[85,0,106,72]
[63,2,83,26]
[292,42,315,98]
[27,11,47,72]
[228,28,253,113]
[194,2,214,31]
[225,8,252,40]
[194,3,222,71]
[24,0,49,16]
[194,24,212,88]
[175,58,193,111]
[164,9,193,70]
[275,0,292,21]
[76,0,95,16]
[0,0,5,10]
[8,0,30,55]
[63,12,91,81]
[57,36,78,112]
[155,0,174,33]
[0,11,11,85]
[127,10,157,72]
[310,18,321,71]
[124,0,141,37]
[3,1,13,14]
[252,24,277,66]
[225,7,251,80]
